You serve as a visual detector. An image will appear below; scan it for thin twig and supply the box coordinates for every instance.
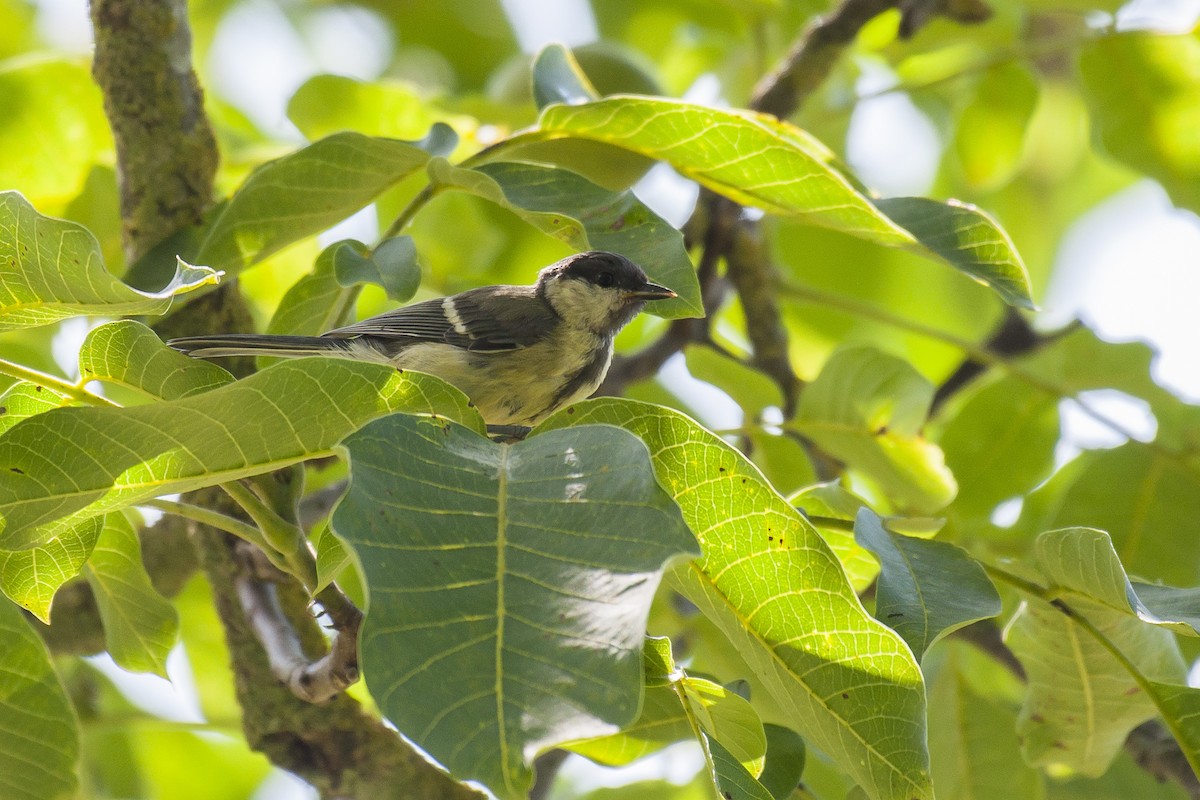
[0,358,118,407]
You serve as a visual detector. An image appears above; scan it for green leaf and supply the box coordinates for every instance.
[82,513,179,677]
[935,376,1059,519]
[0,516,101,622]
[792,345,957,513]
[538,97,1034,307]
[1144,682,1200,778]
[266,240,359,337]
[855,508,1000,659]
[332,415,698,799]
[0,192,220,331]
[683,676,767,777]
[0,598,78,800]
[1080,32,1200,214]
[287,74,451,141]
[1036,527,1200,638]
[1006,594,1185,776]
[332,236,421,303]
[704,733,775,800]
[929,644,1044,800]
[952,62,1040,191]
[872,198,1034,310]
[532,44,600,109]
[537,399,933,800]
[539,97,914,245]
[0,59,113,206]
[789,482,880,593]
[194,128,454,275]
[756,724,806,800]
[565,682,692,766]
[312,522,351,594]
[1015,444,1200,585]
[0,382,69,436]
[0,359,483,551]
[78,320,234,401]
[430,159,702,318]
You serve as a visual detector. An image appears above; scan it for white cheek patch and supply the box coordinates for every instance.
[442,297,470,335]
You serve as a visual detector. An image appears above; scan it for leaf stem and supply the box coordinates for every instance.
[222,480,318,590]
[0,357,119,407]
[144,498,270,551]
[379,185,434,242]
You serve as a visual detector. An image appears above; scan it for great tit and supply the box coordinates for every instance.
[168,251,676,426]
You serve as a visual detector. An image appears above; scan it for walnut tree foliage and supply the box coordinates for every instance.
[1,2,1199,799]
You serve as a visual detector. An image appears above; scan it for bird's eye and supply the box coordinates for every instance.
[596,271,615,288]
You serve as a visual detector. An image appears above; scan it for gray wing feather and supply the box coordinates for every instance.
[321,287,556,353]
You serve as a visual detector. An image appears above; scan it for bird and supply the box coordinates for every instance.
[168,251,676,427]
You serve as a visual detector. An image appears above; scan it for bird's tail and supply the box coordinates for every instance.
[167,334,354,360]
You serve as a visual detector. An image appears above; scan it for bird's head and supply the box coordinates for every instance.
[537,251,676,335]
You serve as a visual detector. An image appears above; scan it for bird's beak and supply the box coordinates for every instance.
[628,282,677,301]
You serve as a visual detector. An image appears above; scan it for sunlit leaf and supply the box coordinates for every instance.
[789,482,880,592]
[333,415,697,799]
[792,345,957,513]
[0,596,78,800]
[0,382,69,436]
[1006,594,1185,776]
[705,733,774,800]
[83,513,179,676]
[539,97,1033,307]
[0,516,101,621]
[683,676,767,777]
[0,359,482,551]
[0,59,113,206]
[0,192,220,331]
[1080,31,1200,214]
[855,508,1000,659]
[79,320,234,401]
[194,128,455,275]
[537,399,933,800]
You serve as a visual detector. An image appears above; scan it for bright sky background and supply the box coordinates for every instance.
[25,0,1200,795]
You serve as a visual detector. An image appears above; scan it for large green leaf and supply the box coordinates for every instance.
[539,97,913,243]
[537,399,933,800]
[194,128,455,275]
[83,513,179,677]
[427,159,702,318]
[79,320,234,401]
[538,97,1034,307]
[1080,31,1200,214]
[0,359,482,551]
[0,597,78,800]
[789,483,880,593]
[854,508,1000,659]
[1036,528,1200,637]
[1006,594,1185,776]
[332,415,697,799]
[683,677,767,777]
[0,192,220,331]
[791,345,957,513]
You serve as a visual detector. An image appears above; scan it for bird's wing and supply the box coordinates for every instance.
[321,287,556,353]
